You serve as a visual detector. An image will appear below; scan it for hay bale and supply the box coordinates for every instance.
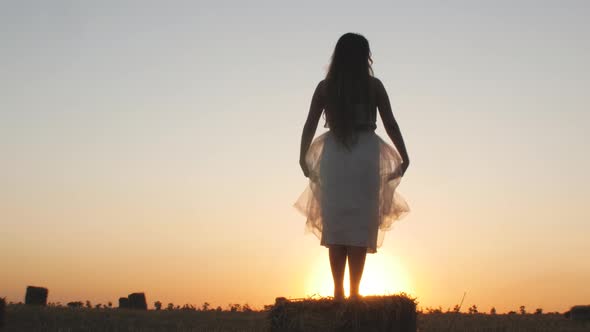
[268,294,417,332]
[25,286,48,306]
[0,297,5,328]
[566,305,590,321]
[119,297,130,309]
[128,293,147,310]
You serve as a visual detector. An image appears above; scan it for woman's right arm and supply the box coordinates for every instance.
[375,78,410,175]
[299,80,325,177]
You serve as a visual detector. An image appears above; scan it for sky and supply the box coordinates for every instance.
[1,0,589,312]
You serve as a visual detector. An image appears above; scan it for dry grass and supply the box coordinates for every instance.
[2,300,589,332]
[418,312,590,332]
[3,304,267,332]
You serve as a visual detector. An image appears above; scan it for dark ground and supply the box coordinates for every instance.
[3,304,589,332]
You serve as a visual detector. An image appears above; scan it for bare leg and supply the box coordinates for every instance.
[347,246,367,299]
[328,245,347,300]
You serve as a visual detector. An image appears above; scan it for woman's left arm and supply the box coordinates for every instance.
[299,80,326,177]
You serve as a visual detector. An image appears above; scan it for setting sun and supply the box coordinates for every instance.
[305,251,414,298]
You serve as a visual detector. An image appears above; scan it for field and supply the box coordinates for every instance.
[3,303,589,332]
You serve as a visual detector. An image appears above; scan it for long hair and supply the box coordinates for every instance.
[324,33,374,148]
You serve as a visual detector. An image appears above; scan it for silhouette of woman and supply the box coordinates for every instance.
[295,33,410,301]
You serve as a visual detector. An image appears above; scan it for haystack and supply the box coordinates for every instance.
[565,305,590,321]
[25,286,48,306]
[268,294,416,332]
[0,297,5,328]
[119,297,130,309]
[128,292,147,310]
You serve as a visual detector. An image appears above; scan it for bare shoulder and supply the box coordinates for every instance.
[370,76,385,90]
[370,76,387,101]
[309,79,327,106]
[314,79,327,97]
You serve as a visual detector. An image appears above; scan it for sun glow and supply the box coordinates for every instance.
[305,250,414,298]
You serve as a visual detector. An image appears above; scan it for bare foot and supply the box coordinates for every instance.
[333,289,345,302]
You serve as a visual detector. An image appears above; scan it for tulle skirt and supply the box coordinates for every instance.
[294,130,409,253]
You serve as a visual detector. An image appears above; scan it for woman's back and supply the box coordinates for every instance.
[321,76,383,131]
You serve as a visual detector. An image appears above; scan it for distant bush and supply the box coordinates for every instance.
[67,301,84,308]
[201,302,210,311]
[154,301,162,311]
[425,306,442,314]
[181,304,196,311]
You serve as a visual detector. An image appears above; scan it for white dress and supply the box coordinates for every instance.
[294,105,409,253]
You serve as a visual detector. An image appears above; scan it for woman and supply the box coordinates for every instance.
[295,33,410,301]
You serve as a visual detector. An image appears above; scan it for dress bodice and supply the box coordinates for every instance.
[323,103,377,130]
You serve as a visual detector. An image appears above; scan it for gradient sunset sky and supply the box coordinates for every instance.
[1,1,589,312]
